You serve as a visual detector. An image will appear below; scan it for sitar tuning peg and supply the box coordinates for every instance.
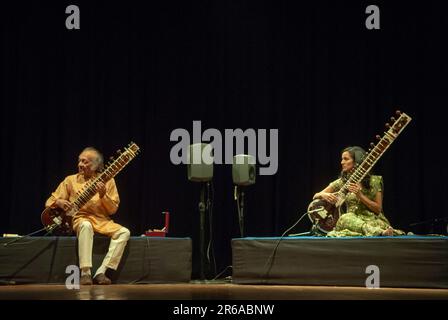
[117,149,122,154]
[385,123,391,129]
[396,110,401,116]
[390,117,396,122]
[376,135,381,140]
[370,142,375,148]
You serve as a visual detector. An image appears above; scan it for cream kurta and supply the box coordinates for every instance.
[45,174,123,236]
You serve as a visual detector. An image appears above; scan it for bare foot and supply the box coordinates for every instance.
[382,227,394,236]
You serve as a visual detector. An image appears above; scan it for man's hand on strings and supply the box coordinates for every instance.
[55,199,74,211]
[96,182,106,198]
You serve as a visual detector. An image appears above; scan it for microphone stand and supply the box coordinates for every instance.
[409,216,448,234]
[289,224,319,236]
[3,223,60,247]
[287,207,325,237]
[262,207,325,281]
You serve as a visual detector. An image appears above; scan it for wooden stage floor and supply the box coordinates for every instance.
[1,282,448,300]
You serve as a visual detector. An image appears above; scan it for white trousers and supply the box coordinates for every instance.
[77,220,130,271]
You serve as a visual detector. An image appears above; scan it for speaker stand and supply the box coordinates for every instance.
[235,186,245,238]
[197,182,212,281]
[198,183,206,280]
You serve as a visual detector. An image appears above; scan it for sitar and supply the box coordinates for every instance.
[41,142,140,235]
[307,111,412,234]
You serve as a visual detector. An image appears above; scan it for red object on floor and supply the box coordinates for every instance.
[145,212,170,237]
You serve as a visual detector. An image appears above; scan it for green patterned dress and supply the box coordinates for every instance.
[326,175,401,237]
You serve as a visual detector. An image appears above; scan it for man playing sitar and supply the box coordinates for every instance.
[44,146,137,285]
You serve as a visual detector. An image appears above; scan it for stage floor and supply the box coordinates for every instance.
[0,282,448,300]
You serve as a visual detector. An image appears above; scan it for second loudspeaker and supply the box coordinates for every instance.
[232,154,256,186]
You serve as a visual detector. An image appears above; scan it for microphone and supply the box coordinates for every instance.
[308,206,328,219]
[307,206,324,213]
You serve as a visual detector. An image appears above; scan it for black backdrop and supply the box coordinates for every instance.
[1,0,448,279]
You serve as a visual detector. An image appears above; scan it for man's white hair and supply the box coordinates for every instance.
[80,147,104,172]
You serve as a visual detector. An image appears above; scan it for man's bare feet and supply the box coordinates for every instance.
[382,227,394,236]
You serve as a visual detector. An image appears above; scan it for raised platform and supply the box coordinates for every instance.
[232,236,448,288]
[0,236,192,284]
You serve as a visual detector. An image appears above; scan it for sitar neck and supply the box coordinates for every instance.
[72,143,139,210]
[337,111,412,197]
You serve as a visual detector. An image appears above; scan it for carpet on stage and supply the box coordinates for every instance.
[232,235,448,288]
[0,236,192,284]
